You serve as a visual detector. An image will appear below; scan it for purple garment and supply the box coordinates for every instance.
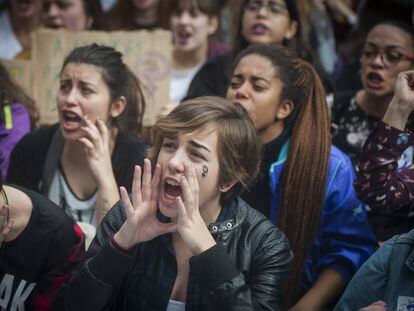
[354,120,414,216]
[0,103,31,178]
[207,40,231,59]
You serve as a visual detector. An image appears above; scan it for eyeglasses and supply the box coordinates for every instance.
[245,0,288,15]
[360,46,414,67]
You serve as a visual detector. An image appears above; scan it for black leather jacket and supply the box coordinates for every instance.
[56,198,292,310]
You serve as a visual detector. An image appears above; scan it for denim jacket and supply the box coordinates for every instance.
[335,229,414,311]
[269,142,378,293]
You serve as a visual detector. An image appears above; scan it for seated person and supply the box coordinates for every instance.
[157,0,221,118]
[55,97,293,310]
[334,228,414,311]
[354,68,414,241]
[42,0,94,30]
[0,0,42,59]
[7,44,147,228]
[0,161,84,310]
[0,63,39,179]
[331,20,414,169]
[226,43,378,310]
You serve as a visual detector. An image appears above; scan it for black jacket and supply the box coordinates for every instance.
[56,198,293,310]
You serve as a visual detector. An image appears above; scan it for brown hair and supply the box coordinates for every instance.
[233,44,331,306]
[167,0,221,17]
[150,96,261,206]
[99,0,164,30]
[231,0,301,58]
[0,63,39,128]
[61,44,145,136]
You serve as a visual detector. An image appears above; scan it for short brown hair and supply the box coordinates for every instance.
[150,96,261,206]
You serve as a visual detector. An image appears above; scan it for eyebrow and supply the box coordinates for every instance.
[189,140,212,153]
[365,42,406,50]
[232,73,271,83]
[251,76,270,83]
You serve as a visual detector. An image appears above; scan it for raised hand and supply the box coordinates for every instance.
[114,159,177,249]
[393,70,414,111]
[175,164,216,255]
[0,205,14,245]
[384,70,414,130]
[78,116,114,186]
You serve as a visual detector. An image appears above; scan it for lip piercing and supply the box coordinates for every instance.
[202,165,208,177]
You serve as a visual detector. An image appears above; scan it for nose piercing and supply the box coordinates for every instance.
[202,165,208,177]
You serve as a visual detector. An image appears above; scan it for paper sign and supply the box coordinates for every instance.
[31,28,172,126]
[0,59,32,96]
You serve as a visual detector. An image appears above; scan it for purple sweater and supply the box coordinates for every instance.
[0,103,31,178]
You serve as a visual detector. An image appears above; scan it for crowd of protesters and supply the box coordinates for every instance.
[1,0,414,310]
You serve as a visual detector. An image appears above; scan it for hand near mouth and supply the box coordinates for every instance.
[384,70,414,131]
[0,205,14,245]
[78,116,113,184]
[175,164,216,256]
[78,116,120,224]
[114,160,177,250]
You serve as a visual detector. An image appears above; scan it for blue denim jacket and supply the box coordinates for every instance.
[269,142,378,293]
[335,229,414,311]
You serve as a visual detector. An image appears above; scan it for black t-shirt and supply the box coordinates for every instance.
[0,186,84,310]
[241,128,290,217]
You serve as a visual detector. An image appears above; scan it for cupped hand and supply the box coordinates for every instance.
[114,159,177,249]
[175,164,216,255]
[0,205,14,244]
[78,116,114,186]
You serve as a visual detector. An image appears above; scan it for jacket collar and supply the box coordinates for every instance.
[157,197,248,236]
[208,198,247,235]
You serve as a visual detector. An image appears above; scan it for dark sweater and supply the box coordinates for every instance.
[6,123,148,193]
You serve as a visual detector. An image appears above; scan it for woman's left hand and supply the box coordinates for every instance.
[175,164,216,255]
[78,116,115,186]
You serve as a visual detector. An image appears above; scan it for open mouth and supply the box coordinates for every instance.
[63,111,82,123]
[175,28,192,45]
[251,24,269,35]
[366,72,384,89]
[61,111,82,131]
[164,180,182,199]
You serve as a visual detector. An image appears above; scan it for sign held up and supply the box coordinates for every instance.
[19,28,172,126]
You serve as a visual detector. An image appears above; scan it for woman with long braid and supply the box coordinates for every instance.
[226,43,378,310]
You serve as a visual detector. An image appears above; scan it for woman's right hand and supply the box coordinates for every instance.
[113,159,177,250]
[393,70,414,110]
[384,70,414,130]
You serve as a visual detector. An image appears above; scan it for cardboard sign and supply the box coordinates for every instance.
[31,28,172,126]
[0,59,32,96]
